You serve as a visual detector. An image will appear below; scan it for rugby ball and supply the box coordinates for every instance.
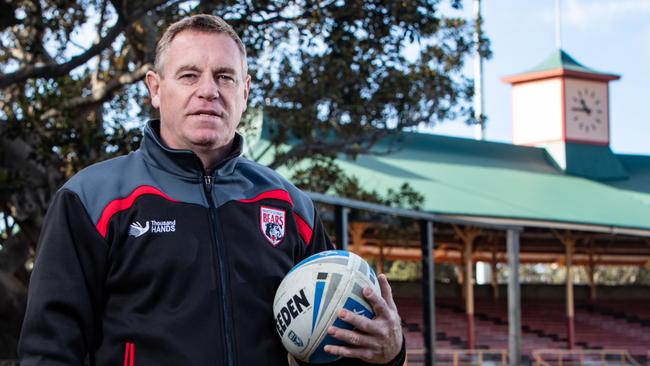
[273,250,381,363]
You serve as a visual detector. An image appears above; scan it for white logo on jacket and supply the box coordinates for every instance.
[128,220,176,237]
[129,221,150,237]
[260,206,286,246]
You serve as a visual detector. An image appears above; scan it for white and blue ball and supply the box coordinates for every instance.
[273,250,381,364]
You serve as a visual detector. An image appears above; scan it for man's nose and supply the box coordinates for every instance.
[197,75,219,100]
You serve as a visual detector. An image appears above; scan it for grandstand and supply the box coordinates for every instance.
[394,285,649,365]
[301,188,650,366]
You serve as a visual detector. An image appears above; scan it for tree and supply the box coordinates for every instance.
[253,1,479,168]
[0,0,480,357]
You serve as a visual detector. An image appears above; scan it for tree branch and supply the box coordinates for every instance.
[268,129,390,169]
[39,63,151,120]
[0,17,126,89]
[0,1,167,89]
[228,0,338,27]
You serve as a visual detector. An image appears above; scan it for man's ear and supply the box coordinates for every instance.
[145,70,161,108]
[242,74,251,111]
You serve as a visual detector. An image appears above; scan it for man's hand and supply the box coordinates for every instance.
[323,274,403,364]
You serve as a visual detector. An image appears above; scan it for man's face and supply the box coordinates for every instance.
[145,31,250,156]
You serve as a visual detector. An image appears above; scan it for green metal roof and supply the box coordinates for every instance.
[525,49,610,75]
[606,154,650,195]
[251,131,650,232]
[563,143,628,180]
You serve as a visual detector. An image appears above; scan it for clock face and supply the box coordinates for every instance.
[564,80,609,144]
[569,87,604,133]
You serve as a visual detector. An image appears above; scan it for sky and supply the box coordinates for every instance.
[424,0,650,156]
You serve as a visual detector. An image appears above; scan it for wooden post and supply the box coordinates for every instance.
[420,220,435,366]
[507,229,522,366]
[453,225,481,350]
[553,230,577,350]
[491,244,499,303]
[455,263,464,302]
[348,222,369,253]
[586,249,597,303]
[377,243,385,274]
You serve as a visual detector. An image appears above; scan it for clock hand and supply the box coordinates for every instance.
[579,99,592,115]
[571,107,589,113]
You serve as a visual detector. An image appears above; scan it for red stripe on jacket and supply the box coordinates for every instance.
[293,213,313,246]
[238,189,293,205]
[123,342,134,366]
[96,186,178,238]
[238,189,313,246]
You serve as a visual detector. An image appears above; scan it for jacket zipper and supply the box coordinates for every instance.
[203,174,235,366]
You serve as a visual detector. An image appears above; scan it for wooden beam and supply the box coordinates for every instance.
[487,233,500,302]
[553,230,577,349]
[452,225,482,350]
[348,222,369,251]
[586,243,597,303]
[452,224,482,244]
[376,243,385,275]
[491,247,499,302]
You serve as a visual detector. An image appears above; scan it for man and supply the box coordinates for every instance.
[19,14,405,366]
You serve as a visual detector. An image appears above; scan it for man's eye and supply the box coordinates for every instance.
[180,74,197,80]
[217,75,235,83]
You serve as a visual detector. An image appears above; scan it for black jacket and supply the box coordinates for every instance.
[19,121,405,366]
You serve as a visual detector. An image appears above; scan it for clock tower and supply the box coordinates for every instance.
[502,49,626,180]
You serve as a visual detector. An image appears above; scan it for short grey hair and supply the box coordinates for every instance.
[154,14,248,76]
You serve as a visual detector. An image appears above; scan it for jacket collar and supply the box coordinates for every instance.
[140,120,243,178]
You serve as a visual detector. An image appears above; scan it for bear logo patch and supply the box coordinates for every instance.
[260,206,286,246]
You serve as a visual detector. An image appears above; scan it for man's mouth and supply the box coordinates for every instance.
[189,109,223,118]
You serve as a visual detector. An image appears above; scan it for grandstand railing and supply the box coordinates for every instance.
[407,348,508,365]
[532,349,640,366]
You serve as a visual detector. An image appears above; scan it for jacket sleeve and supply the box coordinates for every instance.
[302,206,336,255]
[297,207,407,366]
[19,189,109,365]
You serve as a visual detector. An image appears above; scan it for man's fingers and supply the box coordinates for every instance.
[327,326,374,347]
[323,274,403,364]
[377,274,397,311]
[323,344,373,360]
[362,285,389,318]
[336,309,380,334]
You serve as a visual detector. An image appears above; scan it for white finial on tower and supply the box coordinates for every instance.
[555,0,562,49]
